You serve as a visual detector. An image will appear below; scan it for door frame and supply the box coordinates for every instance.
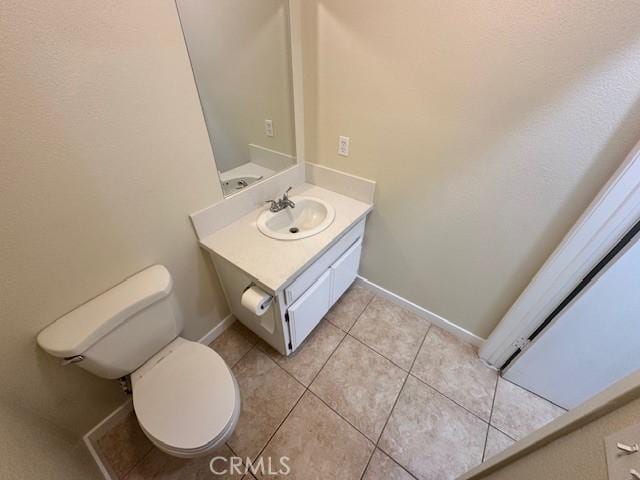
[480,139,640,368]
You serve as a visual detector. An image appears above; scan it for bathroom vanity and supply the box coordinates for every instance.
[179,0,375,356]
[199,183,373,355]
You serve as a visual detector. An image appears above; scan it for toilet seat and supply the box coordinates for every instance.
[132,338,239,457]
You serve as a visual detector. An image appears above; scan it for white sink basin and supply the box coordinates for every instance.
[257,196,335,240]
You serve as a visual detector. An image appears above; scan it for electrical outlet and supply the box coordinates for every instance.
[265,119,274,137]
[338,136,350,156]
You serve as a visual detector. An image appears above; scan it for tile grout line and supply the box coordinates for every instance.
[120,442,154,480]
[308,290,376,388]
[496,428,517,443]
[408,372,493,427]
[246,297,366,470]
[377,322,432,444]
[322,308,521,445]
[307,331,349,387]
[325,291,375,335]
[339,292,382,479]
[498,375,568,412]
[250,292,377,477]
[482,375,500,462]
[407,370,517,443]
[247,377,307,465]
[309,389,377,445]
[410,373,517,443]
[319,294,420,479]
[249,287,511,478]
[372,444,419,480]
[251,295,516,472]
[224,338,309,469]
[347,332,413,373]
[360,324,433,480]
[235,288,499,480]
[486,377,521,442]
[230,336,261,369]
[247,334,343,466]
[346,293,376,334]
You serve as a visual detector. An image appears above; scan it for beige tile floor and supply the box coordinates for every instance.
[94,282,566,480]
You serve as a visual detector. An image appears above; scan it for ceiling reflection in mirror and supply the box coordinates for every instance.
[176,0,297,196]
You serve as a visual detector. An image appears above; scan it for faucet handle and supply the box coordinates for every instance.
[282,187,295,209]
[265,199,278,212]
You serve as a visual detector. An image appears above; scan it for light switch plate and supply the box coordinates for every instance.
[605,422,640,479]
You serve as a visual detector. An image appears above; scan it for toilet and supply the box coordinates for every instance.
[37,265,240,458]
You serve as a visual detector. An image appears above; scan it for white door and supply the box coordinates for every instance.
[504,233,640,409]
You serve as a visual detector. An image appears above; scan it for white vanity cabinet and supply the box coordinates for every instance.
[211,219,365,355]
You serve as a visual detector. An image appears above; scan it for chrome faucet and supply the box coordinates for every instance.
[265,187,296,212]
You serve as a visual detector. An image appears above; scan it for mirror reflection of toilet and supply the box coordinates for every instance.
[37,265,240,458]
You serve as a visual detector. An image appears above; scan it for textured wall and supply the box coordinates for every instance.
[0,0,227,477]
[177,0,296,173]
[301,0,640,338]
[475,396,640,479]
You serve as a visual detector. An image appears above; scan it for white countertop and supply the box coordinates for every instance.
[199,183,373,293]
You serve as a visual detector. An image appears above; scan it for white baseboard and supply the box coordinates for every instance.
[84,314,236,479]
[356,275,485,348]
[197,313,235,345]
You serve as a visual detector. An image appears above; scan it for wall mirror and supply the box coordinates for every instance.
[176,0,298,197]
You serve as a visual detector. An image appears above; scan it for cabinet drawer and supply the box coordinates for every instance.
[285,219,365,304]
[330,238,362,304]
[288,269,332,350]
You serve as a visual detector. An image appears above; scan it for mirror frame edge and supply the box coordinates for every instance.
[289,0,305,169]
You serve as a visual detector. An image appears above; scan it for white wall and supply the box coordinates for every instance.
[177,0,296,173]
[301,0,640,338]
[0,0,227,477]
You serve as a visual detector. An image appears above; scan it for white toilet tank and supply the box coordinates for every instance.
[37,265,184,379]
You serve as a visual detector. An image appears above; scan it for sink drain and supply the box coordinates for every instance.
[289,227,299,234]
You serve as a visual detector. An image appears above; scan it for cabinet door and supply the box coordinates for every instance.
[284,220,365,305]
[330,239,362,304]
[288,269,332,350]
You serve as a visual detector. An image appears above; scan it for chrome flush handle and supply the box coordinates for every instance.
[61,355,84,366]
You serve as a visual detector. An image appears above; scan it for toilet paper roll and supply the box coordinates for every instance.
[241,286,273,316]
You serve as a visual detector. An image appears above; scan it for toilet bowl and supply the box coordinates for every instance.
[36,265,240,458]
[131,337,240,457]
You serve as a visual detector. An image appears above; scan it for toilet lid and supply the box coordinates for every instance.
[133,341,237,451]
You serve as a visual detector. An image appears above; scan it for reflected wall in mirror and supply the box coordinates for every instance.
[176,0,297,197]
